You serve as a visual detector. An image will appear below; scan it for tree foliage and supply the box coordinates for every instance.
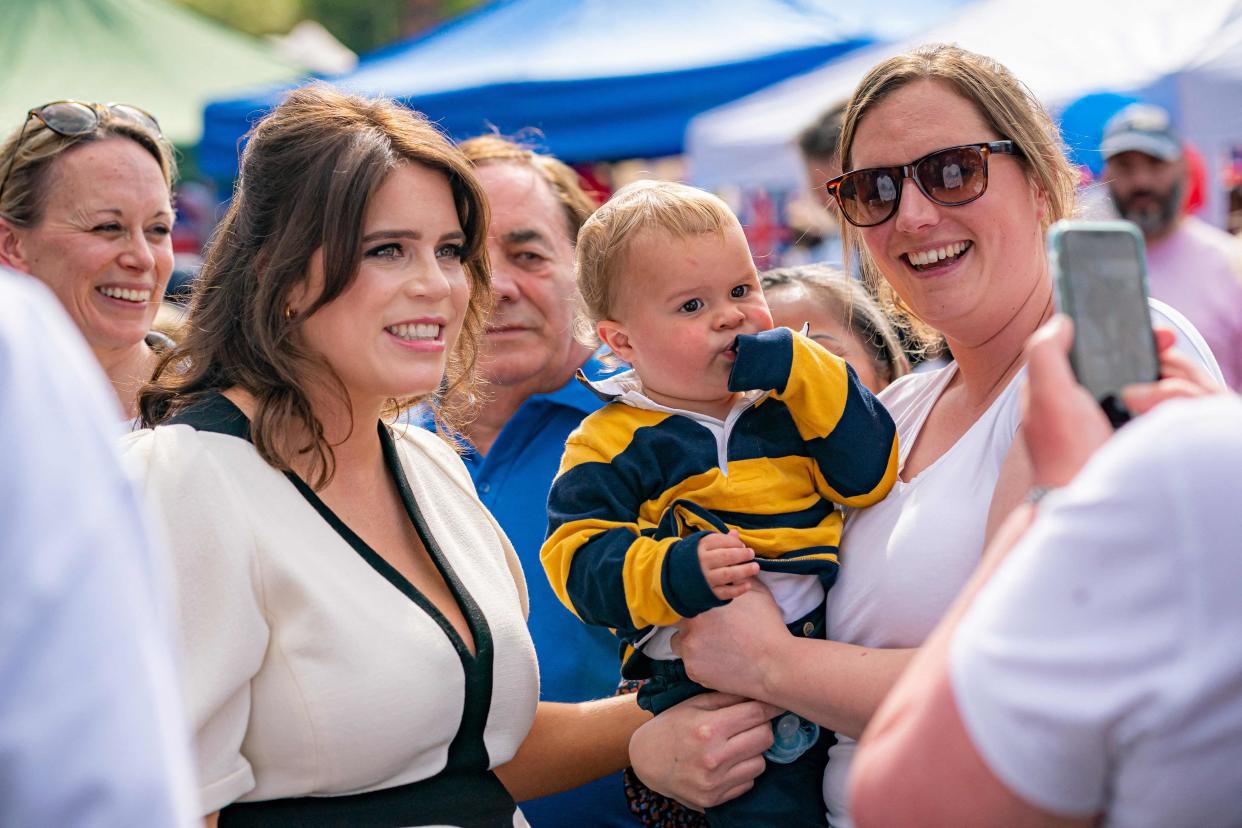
[172,0,488,53]
[175,0,302,37]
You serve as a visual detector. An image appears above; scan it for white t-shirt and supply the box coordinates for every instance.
[822,358,1024,825]
[951,395,1242,827]
[820,300,1222,826]
[0,270,197,826]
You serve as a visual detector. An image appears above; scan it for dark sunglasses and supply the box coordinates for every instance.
[825,141,1022,228]
[0,101,162,205]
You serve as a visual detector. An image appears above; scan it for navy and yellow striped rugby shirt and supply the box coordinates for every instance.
[541,327,899,676]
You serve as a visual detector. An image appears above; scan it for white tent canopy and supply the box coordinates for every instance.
[687,0,1242,225]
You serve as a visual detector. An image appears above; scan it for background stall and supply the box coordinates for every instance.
[687,0,1242,229]
[199,0,974,181]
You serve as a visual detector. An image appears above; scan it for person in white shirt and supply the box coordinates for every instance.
[627,44,1223,826]
[0,266,197,826]
[849,314,1241,828]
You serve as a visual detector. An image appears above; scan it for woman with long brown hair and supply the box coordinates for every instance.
[124,84,643,828]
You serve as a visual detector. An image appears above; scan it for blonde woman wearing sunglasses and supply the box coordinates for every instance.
[628,44,1221,827]
[0,101,176,420]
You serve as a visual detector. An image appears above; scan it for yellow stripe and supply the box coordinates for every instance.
[542,517,623,620]
[635,456,839,523]
[736,522,843,559]
[779,333,850,441]
[557,406,672,477]
[541,518,684,630]
[619,535,685,629]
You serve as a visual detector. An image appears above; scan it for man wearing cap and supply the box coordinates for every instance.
[1101,103,1242,389]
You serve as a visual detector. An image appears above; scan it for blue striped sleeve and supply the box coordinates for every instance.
[542,413,725,637]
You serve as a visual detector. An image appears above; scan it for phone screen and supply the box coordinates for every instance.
[1056,227,1159,402]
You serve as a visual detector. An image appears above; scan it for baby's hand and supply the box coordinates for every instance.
[698,530,759,601]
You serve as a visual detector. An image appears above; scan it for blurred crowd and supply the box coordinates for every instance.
[1,42,1240,828]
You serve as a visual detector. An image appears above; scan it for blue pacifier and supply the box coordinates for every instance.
[763,711,820,764]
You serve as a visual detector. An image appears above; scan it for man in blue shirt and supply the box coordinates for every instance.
[456,136,641,826]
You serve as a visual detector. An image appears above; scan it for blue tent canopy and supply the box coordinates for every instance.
[199,0,888,179]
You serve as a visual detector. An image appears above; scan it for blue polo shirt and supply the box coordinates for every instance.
[456,355,638,826]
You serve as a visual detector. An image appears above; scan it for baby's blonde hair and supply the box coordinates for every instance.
[575,179,739,341]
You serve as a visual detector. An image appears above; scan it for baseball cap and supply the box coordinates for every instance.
[1100,103,1182,162]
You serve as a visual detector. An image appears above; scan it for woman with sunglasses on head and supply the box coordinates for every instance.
[628,44,1220,827]
[0,101,175,420]
[122,84,644,827]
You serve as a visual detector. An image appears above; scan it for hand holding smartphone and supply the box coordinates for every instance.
[1047,220,1160,428]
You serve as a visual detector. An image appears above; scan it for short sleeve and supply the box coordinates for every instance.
[120,427,270,813]
[948,421,1183,817]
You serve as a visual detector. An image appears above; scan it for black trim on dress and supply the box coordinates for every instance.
[167,392,512,827]
[218,769,514,828]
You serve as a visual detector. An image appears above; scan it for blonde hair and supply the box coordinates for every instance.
[457,134,597,240]
[575,179,739,340]
[838,44,1077,349]
[760,264,910,387]
[0,105,176,228]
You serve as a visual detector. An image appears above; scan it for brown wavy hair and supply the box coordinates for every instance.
[838,44,1077,350]
[139,84,491,488]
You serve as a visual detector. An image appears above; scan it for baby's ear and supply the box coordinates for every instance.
[596,319,633,360]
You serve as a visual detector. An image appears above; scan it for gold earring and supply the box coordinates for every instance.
[284,305,295,320]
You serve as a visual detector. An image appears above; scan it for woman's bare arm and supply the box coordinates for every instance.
[672,587,915,741]
[494,695,650,802]
[629,613,915,812]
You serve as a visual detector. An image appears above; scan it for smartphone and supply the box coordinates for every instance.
[1047,220,1159,427]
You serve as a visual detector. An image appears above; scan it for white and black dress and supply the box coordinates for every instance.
[121,392,539,828]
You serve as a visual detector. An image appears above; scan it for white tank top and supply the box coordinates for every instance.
[821,360,1023,826]
[820,300,1224,826]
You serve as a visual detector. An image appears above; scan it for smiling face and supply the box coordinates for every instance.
[850,80,1048,346]
[598,224,773,419]
[294,162,470,410]
[2,137,173,355]
[474,162,583,394]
